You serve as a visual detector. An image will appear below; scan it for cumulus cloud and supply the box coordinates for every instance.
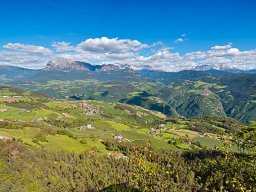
[0,50,50,69]
[52,41,74,52]
[77,37,149,53]
[0,43,53,68]
[211,43,232,50]
[185,43,256,70]
[0,38,256,71]
[3,43,52,55]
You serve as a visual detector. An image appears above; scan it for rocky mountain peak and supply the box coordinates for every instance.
[44,59,121,72]
[192,64,236,71]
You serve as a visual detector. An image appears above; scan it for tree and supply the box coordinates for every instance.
[233,126,256,153]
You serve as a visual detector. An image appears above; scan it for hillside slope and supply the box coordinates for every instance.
[0,63,256,123]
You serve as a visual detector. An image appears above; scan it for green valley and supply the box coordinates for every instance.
[0,86,255,191]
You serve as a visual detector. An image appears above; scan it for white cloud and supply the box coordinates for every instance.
[174,38,184,43]
[3,43,52,55]
[174,33,189,43]
[0,43,53,68]
[211,43,232,50]
[52,41,74,52]
[77,37,149,53]
[185,44,256,70]
[149,50,182,61]
[0,38,256,71]
[0,50,50,69]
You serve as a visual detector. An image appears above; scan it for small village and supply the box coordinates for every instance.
[78,100,101,115]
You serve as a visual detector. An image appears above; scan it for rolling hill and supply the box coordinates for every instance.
[0,87,255,191]
[0,60,256,124]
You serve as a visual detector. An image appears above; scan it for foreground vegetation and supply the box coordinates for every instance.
[0,87,255,191]
[0,139,255,191]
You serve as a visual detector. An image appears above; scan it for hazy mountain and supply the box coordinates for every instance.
[193,64,236,71]
[192,64,256,74]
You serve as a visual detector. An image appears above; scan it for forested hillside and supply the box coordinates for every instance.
[1,67,255,124]
[0,87,255,191]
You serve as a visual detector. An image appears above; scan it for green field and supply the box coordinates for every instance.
[41,135,107,153]
[0,87,249,155]
[0,127,40,146]
[192,136,223,148]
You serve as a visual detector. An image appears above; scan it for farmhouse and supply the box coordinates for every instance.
[80,124,94,131]
[3,98,17,103]
[20,109,31,113]
[149,128,161,135]
[0,135,11,141]
[114,133,123,142]
[0,109,8,112]
[159,124,167,130]
[107,152,122,160]
[202,87,211,96]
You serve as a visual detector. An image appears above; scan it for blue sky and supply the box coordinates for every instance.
[0,0,256,71]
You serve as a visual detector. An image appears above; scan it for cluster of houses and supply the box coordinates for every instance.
[1,95,22,104]
[148,128,161,136]
[113,133,132,143]
[79,101,100,115]
[146,124,168,136]
[80,124,94,131]
[107,152,128,160]
[2,95,22,98]
[201,87,211,96]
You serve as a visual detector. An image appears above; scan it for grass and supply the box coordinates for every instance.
[136,128,150,134]
[0,105,63,121]
[169,129,199,138]
[176,143,191,150]
[121,130,177,150]
[40,135,107,153]
[0,109,37,121]
[70,128,113,140]
[0,87,246,154]
[0,88,21,96]
[106,121,131,131]
[121,130,147,140]
[0,127,108,154]
[162,132,177,139]
[44,101,73,110]
[149,137,177,150]
[0,127,40,146]
[92,120,115,131]
[188,89,202,94]
[0,104,8,109]
[193,136,223,148]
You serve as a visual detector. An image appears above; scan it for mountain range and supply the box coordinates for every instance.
[1,59,256,74]
[0,59,256,124]
[42,60,256,74]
